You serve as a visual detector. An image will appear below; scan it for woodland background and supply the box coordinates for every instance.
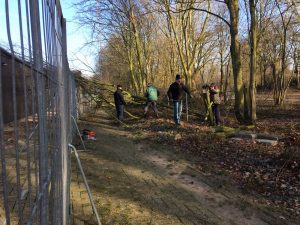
[74,0,299,124]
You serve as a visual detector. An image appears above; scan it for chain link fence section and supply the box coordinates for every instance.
[0,0,76,224]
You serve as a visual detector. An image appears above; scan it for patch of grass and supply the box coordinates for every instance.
[213,125,255,133]
[133,131,143,136]
[213,126,236,133]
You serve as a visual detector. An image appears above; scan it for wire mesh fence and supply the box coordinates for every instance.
[0,0,76,224]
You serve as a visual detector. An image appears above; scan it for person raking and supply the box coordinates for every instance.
[144,83,160,118]
[167,74,192,126]
[114,84,126,123]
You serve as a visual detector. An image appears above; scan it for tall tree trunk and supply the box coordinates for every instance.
[129,0,145,94]
[224,61,231,102]
[295,49,300,89]
[273,0,293,105]
[128,46,139,95]
[263,65,267,86]
[249,0,257,123]
[226,0,244,123]
[243,84,250,121]
[279,27,287,94]
[260,62,263,87]
[220,49,224,93]
[272,63,279,105]
[298,70,300,89]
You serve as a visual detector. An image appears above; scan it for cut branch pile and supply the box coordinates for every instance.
[75,76,203,121]
[75,76,139,120]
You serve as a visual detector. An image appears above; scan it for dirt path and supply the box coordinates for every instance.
[71,112,294,225]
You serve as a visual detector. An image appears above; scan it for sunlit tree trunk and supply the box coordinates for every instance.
[249,0,257,123]
[224,60,231,102]
[226,0,244,123]
[128,45,139,94]
[129,0,145,94]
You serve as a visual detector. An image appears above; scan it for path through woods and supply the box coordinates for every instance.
[70,111,295,225]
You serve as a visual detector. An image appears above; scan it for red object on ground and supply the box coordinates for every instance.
[88,131,96,136]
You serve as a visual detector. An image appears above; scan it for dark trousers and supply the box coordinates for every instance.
[116,104,124,121]
[212,104,221,125]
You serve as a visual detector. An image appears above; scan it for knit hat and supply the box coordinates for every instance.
[175,74,181,80]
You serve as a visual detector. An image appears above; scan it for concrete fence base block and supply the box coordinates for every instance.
[256,139,278,146]
[229,137,244,141]
[227,131,257,140]
[256,133,279,141]
[237,131,257,140]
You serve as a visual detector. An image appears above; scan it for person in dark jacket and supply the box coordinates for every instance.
[209,83,221,126]
[167,74,191,125]
[114,84,126,122]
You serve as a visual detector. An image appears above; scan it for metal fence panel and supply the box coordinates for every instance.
[0,0,74,224]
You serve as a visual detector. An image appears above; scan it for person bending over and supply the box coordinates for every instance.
[144,83,160,118]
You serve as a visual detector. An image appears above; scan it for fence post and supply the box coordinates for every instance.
[60,17,70,225]
[29,0,49,223]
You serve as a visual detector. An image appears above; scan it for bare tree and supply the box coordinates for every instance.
[271,0,295,105]
[223,0,245,122]
[74,0,155,94]
[158,0,217,89]
[247,0,257,122]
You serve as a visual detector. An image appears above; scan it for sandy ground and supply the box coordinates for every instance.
[70,111,296,225]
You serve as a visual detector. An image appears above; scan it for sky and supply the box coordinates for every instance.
[60,0,97,76]
[0,0,96,76]
[1,0,298,76]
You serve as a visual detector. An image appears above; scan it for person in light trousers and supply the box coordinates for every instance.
[167,74,191,126]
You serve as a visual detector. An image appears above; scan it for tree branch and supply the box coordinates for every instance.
[164,7,231,27]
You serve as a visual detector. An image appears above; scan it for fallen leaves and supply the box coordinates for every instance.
[125,103,300,217]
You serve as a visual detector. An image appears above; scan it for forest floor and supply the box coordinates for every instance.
[71,88,299,225]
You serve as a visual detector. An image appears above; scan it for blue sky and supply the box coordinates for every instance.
[60,0,97,75]
[0,0,96,76]
[2,1,298,77]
